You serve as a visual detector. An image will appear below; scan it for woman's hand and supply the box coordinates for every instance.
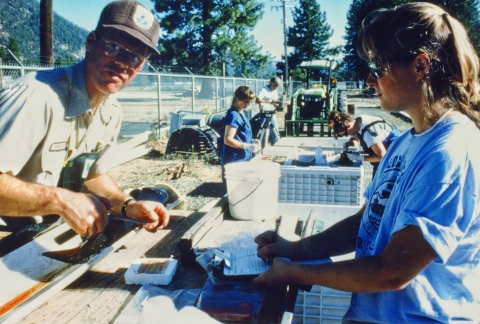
[253,257,296,285]
[254,230,295,262]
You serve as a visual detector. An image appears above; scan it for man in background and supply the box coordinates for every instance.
[251,77,282,144]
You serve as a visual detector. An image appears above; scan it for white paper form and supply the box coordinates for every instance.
[223,248,330,276]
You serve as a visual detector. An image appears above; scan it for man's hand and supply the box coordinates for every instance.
[60,192,109,237]
[253,257,296,285]
[124,199,169,231]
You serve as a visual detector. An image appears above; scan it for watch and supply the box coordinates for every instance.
[121,198,135,216]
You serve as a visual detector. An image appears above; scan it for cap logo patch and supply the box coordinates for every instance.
[133,5,154,30]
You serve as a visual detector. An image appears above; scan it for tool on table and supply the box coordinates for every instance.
[43,192,182,264]
[53,209,148,246]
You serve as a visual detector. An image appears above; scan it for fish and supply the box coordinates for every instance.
[42,218,137,264]
[41,188,177,264]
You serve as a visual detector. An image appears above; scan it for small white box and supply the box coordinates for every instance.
[125,258,178,286]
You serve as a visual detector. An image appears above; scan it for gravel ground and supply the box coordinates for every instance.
[107,149,225,211]
[108,88,413,211]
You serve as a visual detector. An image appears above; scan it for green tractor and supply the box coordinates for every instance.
[285,60,346,137]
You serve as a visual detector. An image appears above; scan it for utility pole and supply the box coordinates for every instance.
[272,0,295,103]
[40,0,54,66]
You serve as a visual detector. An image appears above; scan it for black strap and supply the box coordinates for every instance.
[360,119,393,137]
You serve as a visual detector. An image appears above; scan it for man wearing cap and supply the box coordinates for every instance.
[0,0,168,239]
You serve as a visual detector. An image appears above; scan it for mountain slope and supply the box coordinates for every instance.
[0,0,89,63]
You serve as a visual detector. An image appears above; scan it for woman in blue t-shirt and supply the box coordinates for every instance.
[220,86,260,190]
[253,3,480,323]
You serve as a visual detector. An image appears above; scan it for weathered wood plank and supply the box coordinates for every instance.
[20,210,209,324]
[177,196,228,265]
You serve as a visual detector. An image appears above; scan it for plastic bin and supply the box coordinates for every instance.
[278,205,354,324]
[293,285,352,324]
[278,165,365,206]
[169,109,207,135]
[179,114,206,128]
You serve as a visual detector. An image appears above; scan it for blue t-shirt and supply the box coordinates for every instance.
[220,107,253,166]
[344,114,480,323]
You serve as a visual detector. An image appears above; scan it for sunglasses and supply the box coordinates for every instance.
[368,58,387,79]
[100,36,147,70]
[368,55,418,79]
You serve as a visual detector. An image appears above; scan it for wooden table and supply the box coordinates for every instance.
[4,198,293,324]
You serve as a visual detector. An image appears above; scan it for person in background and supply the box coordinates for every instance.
[253,77,282,144]
[0,0,169,238]
[220,86,260,191]
[254,2,480,323]
[328,111,400,177]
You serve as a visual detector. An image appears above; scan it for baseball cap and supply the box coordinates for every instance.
[96,0,160,54]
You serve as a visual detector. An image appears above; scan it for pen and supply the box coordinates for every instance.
[266,216,282,264]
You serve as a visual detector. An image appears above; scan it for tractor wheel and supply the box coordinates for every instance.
[337,90,347,113]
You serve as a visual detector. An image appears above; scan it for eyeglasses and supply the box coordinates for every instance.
[100,37,147,70]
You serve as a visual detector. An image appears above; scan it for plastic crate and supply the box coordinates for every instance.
[278,166,364,206]
[179,114,206,128]
[169,110,207,135]
[293,285,352,324]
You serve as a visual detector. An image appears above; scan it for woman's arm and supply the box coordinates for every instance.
[254,224,438,293]
[224,125,245,149]
[256,205,365,262]
[364,142,387,163]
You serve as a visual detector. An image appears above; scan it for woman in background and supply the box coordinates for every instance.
[328,111,400,177]
[220,86,260,191]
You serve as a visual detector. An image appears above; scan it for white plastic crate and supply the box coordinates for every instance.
[278,166,364,206]
[169,109,206,134]
[293,285,352,324]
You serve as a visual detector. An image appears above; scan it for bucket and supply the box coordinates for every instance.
[225,161,280,220]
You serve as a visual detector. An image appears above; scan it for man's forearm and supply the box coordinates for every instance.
[0,172,63,217]
[84,174,131,214]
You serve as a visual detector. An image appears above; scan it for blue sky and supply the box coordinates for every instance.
[46,0,352,60]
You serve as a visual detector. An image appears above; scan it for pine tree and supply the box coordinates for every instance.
[0,47,7,62]
[153,0,270,77]
[281,0,341,78]
[343,0,480,84]
[7,37,22,62]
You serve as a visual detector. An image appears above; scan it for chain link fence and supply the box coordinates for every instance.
[0,64,273,139]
